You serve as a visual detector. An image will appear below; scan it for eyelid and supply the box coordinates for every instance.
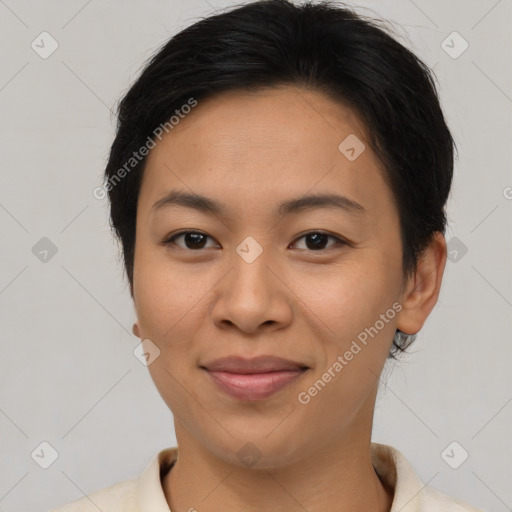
[160,230,219,249]
[289,230,349,250]
[161,229,350,251]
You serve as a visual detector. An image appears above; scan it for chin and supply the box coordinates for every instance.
[200,429,312,470]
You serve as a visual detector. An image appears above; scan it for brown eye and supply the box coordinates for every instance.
[291,231,345,251]
[162,230,346,252]
[164,231,218,250]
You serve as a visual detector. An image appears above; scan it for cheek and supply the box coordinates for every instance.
[133,245,207,339]
[293,260,400,397]
[295,268,397,427]
[295,257,397,335]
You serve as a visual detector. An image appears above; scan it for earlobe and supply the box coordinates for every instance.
[132,322,141,338]
[396,231,447,335]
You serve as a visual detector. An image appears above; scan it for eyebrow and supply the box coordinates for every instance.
[151,190,366,218]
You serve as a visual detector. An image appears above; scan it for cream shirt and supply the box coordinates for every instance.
[51,443,483,511]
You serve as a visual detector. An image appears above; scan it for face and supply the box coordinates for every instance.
[132,85,410,468]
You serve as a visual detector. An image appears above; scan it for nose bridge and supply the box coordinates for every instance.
[235,235,266,266]
[230,235,272,296]
[210,234,287,332]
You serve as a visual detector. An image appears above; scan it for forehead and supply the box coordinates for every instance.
[138,86,395,223]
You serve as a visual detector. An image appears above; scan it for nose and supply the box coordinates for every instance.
[209,244,293,335]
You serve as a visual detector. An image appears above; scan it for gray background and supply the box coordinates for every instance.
[0,0,510,511]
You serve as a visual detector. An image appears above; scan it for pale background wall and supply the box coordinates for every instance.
[0,1,510,511]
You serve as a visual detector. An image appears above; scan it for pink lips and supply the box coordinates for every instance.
[201,355,309,401]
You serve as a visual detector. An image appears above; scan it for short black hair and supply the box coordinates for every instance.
[103,0,456,360]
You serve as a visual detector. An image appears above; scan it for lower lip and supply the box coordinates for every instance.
[204,368,307,401]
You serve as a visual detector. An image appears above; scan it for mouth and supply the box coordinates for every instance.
[200,355,310,401]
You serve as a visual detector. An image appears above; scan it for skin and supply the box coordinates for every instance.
[131,85,447,512]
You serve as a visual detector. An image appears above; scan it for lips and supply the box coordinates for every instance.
[200,355,309,401]
[201,355,309,373]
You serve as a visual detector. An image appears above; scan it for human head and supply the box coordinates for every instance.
[103,0,455,359]
[101,0,452,471]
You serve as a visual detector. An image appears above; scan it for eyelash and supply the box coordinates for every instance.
[161,230,349,252]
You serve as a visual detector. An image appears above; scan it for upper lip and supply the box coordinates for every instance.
[201,355,309,374]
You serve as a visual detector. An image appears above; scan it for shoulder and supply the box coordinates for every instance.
[420,484,485,512]
[50,477,138,512]
[50,446,178,512]
[371,443,485,512]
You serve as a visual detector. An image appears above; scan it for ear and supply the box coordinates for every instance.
[396,231,447,335]
[132,322,141,338]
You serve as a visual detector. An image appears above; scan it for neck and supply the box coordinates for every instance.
[163,419,394,512]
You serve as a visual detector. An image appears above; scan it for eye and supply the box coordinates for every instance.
[161,230,348,252]
[162,231,219,250]
[290,231,346,251]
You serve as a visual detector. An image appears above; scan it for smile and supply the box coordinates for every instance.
[203,368,308,401]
